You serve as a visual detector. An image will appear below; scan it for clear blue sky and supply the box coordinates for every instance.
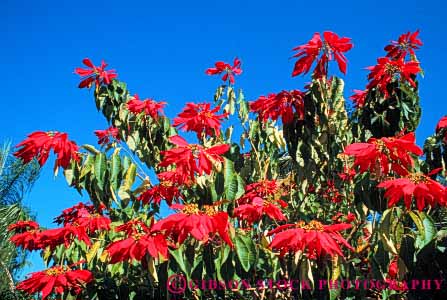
[1,0,444,275]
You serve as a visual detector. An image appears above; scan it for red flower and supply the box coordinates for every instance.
[234,196,287,225]
[331,212,356,224]
[249,90,305,124]
[388,256,399,279]
[377,170,446,211]
[292,31,353,78]
[94,126,120,145]
[238,180,279,204]
[321,180,342,203]
[38,225,91,250]
[349,89,368,108]
[106,220,169,263]
[16,264,93,299]
[205,58,242,84]
[54,202,106,225]
[385,31,422,60]
[366,57,420,97]
[152,203,233,247]
[10,229,42,251]
[8,220,39,233]
[436,116,447,133]
[137,173,183,206]
[435,116,447,142]
[268,220,353,259]
[338,166,356,182]
[159,135,230,181]
[74,58,117,89]
[126,94,166,120]
[14,131,80,169]
[343,132,423,176]
[173,102,228,138]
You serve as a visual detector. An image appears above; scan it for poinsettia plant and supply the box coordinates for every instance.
[8,30,447,300]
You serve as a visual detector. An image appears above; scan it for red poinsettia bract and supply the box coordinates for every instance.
[8,220,39,233]
[250,90,305,124]
[152,203,233,247]
[292,31,353,78]
[268,220,353,259]
[126,94,166,120]
[385,30,422,60]
[106,220,169,263]
[137,172,183,206]
[159,135,229,181]
[377,171,446,211]
[234,196,287,225]
[52,202,110,234]
[74,58,117,89]
[8,221,42,251]
[237,179,280,204]
[16,264,93,299]
[436,116,447,142]
[94,126,120,145]
[349,89,368,108]
[173,102,228,138]
[14,131,80,169]
[343,132,423,176]
[205,58,242,84]
[366,57,420,97]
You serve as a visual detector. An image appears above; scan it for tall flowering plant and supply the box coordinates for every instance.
[10,30,447,300]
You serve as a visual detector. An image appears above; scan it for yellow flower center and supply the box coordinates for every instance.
[385,63,400,75]
[407,172,428,184]
[297,220,324,232]
[45,266,69,276]
[182,204,200,215]
[203,205,217,216]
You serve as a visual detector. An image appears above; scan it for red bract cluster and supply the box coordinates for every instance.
[54,202,106,226]
[7,220,39,233]
[343,132,422,176]
[268,220,353,259]
[385,30,422,60]
[351,31,422,107]
[106,220,169,263]
[75,58,117,89]
[250,90,305,124]
[292,31,353,78]
[159,135,229,182]
[53,202,110,235]
[137,172,183,206]
[16,264,93,299]
[152,203,233,247]
[436,116,447,141]
[349,89,368,108]
[321,180,343,203]
[237,180,279,204]
[10,203,110,251]
[14,131,79,169]
[126,94,166,120]
[173,102,228,138]
[234,196,287,225]
[366,57,420,97]
[205,58,242,84]
[94,126,120,145]
[378,170,446,211]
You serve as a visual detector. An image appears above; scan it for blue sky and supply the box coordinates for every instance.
[1,0,444,275]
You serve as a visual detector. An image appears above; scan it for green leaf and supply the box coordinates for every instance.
[122,163,137,191]
[94,153,106,190]
[110,150,121,191]
[234,233,256,272]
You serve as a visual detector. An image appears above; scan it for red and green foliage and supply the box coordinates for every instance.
[10,30,447,300]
